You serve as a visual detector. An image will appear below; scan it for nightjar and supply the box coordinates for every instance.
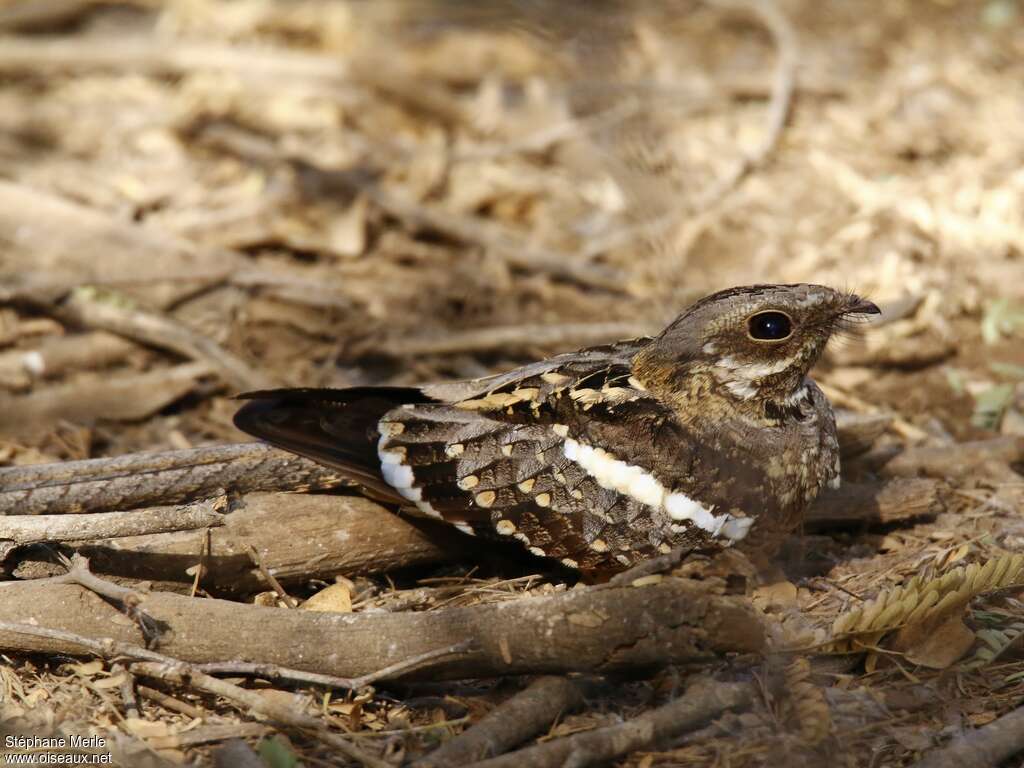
[234,284,879,577]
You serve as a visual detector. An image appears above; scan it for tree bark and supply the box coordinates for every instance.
[0,577,764,680]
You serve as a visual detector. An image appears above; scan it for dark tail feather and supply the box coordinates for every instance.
[233,387,433,498]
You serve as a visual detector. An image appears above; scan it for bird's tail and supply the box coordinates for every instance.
[233,387,432,500]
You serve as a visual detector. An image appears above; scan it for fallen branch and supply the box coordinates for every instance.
[377,322,655,357]
[0,331,137,390]
[913,701,1024,768]
[0,620,392,768]
[463,676,752,768]
[0,362,211,434]
[0,179,241,299]
[835,411,893,459]
[0,36,349,83]
[805,478,943,529]
[0,442,347,515]
[0,576,765,680]
[11,492,463,593]
[53,289,272,391]
[415,676,585,768]
[695,0,797,209]
[882,437,1024,479]
[0,498,225,560]
[129,660,392,768]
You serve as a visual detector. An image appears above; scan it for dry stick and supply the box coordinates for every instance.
[136,685,204,720]
[0,442,347,515]
[195,642,474,691]
[245,543,297,608]
[54,290,272,392]
[0,618,385,767]
[13,492,464,594]
[463,677,752,768]
[378,322,655,357]
[112,662,139,719]
[0,36,350,83]
[414,676,585,768]
[0,578,764,679]
[804,478,943,528]
[49,554,160,642]
[0,180,242,299]
[0,331,137,390]
[912,703,1024,768]
[882,437,1024,479]
[128,661,391,768]
[582,0,798,259]
[0,362,212,433]
[697,0,797,208]
[0,619,458,768]
[0,499,225,557]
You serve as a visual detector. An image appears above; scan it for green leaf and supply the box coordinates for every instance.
[990,362,1024,379]
[259,736,299,768]
[981,299,1024,345]
[944,367,967,395]
[971,384,1014,430]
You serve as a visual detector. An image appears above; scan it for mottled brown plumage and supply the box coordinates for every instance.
[234,283,879,577]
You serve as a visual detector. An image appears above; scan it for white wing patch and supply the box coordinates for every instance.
[377,425,442,519]
[561,434,750,542]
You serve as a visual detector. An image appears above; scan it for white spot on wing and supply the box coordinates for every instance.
[377,430,442,519]
[561,436,750,542]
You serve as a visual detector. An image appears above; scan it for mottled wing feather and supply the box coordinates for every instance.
[376,355,727,569]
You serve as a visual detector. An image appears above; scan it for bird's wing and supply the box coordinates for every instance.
[234,338,752,571]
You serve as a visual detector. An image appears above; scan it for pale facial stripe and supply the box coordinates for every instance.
[377,426,442,519]
[560,435,752,542]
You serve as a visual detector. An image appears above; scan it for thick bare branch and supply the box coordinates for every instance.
[0,443,347,515]
[0,577,765,680]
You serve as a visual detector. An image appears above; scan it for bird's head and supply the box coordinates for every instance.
[633,284,880,414]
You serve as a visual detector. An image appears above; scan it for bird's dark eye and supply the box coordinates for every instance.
[747,311,793,341]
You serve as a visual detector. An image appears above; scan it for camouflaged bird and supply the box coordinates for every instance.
[234,284,879,577]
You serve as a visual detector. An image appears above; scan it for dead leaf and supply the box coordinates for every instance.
[123,717,173,739]
[67,660,104,677]
[752,580,798,611]
[301,582,352,613]
[893,613,976,669]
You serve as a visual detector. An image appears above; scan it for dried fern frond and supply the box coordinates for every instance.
[784,657,831,745]
[823,552,1024,654]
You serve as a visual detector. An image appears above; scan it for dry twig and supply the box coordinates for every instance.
[415,676,585,768]
[463,677,752,768]
[913,703,1024,768]
[0,498,225,560]
[0,443,347,515]
[54,289,271,391]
